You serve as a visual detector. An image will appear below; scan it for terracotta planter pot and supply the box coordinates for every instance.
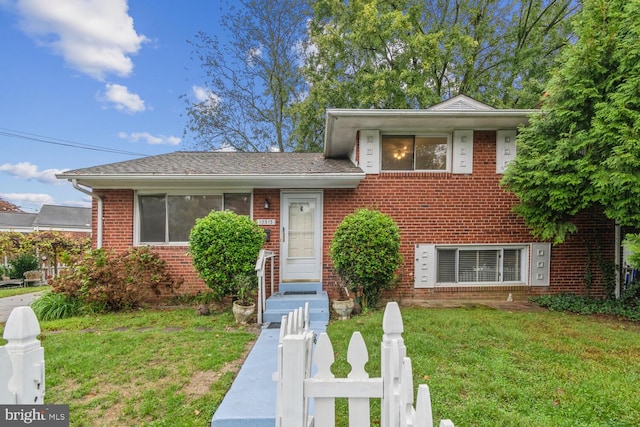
[232,301,256,324]
[332,299,354,320]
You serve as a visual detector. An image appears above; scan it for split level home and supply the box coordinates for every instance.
[57,95,618,306]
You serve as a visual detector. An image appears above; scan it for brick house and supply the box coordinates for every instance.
[57,95,617,302]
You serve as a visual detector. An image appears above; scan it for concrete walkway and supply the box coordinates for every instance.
[0,291,45,323]
[211,320,327,427]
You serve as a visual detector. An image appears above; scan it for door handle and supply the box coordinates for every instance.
[282,227,285,243]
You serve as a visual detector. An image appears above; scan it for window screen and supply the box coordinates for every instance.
[139,195,166,243]
[381,136,414,170]
[437,247,523,284]
[139,193,247,243]
[168,195,222,242]
[382,135,449,171]
[415,137,448,170]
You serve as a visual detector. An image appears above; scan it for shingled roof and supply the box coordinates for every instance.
[62,152,361,176]
[58,152,365,190]
[33,205,91,230]
[0,205,90,232]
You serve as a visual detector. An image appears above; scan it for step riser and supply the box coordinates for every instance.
[278,282,323,293]
[263,286,329,324]
[265,297,328,311]
[263,309,328,323]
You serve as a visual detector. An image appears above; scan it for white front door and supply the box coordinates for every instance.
[281,191,323,282]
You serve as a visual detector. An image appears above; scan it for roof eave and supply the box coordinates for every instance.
[58,173,366,190]
[323,109,539,158]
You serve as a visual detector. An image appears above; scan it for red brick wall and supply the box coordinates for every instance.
[93,189,286,296]
[322,130,615,301]
[98,189,134,250]
[92,130,615,300]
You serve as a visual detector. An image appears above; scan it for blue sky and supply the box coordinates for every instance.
[0,0,234,212]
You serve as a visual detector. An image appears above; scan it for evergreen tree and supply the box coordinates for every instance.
[502,0,640,242]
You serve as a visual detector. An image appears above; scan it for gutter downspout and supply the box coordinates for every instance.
[72,179,103,248]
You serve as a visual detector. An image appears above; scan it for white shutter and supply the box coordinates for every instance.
[359,130,380,174]
[530,243,551,286]
[452,130,474,174]
[496,129,517,174]
[414,244,436,288]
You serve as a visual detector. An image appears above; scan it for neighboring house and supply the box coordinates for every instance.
[0,205,91,274]
[0,205,91,234]
[57,96,617,301]
[0,212,38,233]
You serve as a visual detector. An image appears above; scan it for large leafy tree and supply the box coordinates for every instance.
[184,0,311,152]
[502,0,640,243]
[293,0,578,151]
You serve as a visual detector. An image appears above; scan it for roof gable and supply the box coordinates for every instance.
[427,94,495,111]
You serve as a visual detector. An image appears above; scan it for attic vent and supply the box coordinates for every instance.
[428,94,495,111]
[441,100,479,111]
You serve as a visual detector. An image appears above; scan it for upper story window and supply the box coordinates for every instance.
[137,193,251,244]
[381,135,450,171]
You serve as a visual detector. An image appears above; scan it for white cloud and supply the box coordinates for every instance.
[118,131,181,146]
[0,192,55,211]
[215,144,237,152]
[12,0,147,80]
[246,46,262,65]
[192,85,220,105]
[102,83,145,113]
[0,162,67,184]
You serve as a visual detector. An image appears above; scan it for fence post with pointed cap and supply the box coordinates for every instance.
[2,306,45,404]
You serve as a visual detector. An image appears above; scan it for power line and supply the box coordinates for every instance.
[0,127,151,157]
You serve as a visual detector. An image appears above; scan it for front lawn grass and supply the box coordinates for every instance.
[0,285,51,298]
[1,307,257,427]
[2,304,639,426]
[327,306,640,427]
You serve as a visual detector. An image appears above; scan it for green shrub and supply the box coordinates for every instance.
[189,210,264,299]
[330,208,402,309]
[31,291,84,321]
[8,253,39,279]
[0,264,9,278]
[530,293,640,321]
[51,247,183,312]
[620,281,640,308]
[623,233,640,269]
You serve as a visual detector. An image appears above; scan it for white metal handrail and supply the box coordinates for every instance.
[255,249,275,325]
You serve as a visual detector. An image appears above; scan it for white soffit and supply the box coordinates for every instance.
[324,106,538,158]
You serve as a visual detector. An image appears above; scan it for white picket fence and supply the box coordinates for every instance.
[274,302,454,427]
[0,306,46,404]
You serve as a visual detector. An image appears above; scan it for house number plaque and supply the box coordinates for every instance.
[256,219,276,226]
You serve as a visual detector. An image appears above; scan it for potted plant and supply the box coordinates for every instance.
[232,274,257,324]
[331,282,354,320]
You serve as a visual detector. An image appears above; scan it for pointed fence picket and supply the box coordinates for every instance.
[274,302,453,427]
[0,306,45,404]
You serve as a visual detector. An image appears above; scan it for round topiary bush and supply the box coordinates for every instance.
[330,208,402,309]
[189,210,265,299]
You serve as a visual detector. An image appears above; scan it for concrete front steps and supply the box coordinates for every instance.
[211,283,328,427]
[262,282,329,324]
